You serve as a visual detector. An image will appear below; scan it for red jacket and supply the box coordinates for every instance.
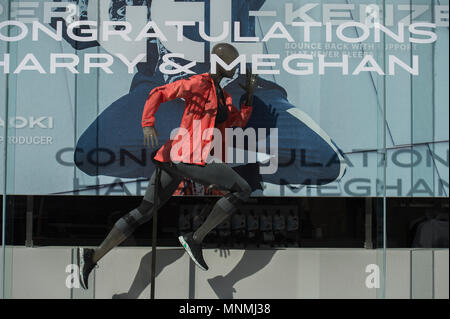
[142,73,253,165]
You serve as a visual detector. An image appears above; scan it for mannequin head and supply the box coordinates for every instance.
[211,43,240,81]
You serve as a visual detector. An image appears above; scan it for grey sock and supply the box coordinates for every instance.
[93,226,127,263]
[193,196,237,243]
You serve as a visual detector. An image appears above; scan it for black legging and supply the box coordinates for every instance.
[115,160,252,239]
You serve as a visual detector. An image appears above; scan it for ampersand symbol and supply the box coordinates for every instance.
[159,53,197,75]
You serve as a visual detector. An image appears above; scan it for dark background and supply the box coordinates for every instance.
[0,195,448,248]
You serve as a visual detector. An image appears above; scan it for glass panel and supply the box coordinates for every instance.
[384,0,449,299]
[2,0,448,300]
[1,0,16,299]
[0,0,7,300]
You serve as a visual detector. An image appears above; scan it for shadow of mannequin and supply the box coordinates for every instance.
[207,249,278,299]
[112,249,185,299]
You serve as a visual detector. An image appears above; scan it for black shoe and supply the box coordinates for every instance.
[76,248,97,290]
[178,233,209,271]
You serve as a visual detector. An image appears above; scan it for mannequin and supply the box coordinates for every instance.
[76,43,257,289]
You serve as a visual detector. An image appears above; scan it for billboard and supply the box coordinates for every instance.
[0,0,448,197]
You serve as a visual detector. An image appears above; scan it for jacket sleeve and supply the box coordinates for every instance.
[141,77,194,127]
[226,103,253,128]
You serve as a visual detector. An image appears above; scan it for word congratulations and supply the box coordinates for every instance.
[0,20,440,45]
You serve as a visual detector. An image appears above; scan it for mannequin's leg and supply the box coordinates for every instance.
[166,162,252,243]
[165,162,251,270]
[92,168,182,263]
[192,190,250,243]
